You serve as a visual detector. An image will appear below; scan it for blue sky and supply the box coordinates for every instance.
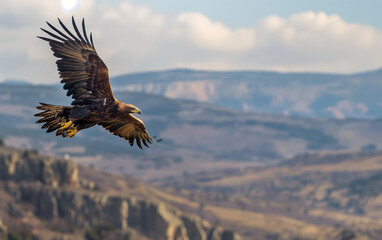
[1,0,382,83]
[107,0,382,29]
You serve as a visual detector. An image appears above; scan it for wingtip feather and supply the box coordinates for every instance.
[58,17,79,41]
[82,18,91,45]
[72,16,85,42]
[136,139,143,149]
[90,32,95,48]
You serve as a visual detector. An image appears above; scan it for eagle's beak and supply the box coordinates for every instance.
[132,108,141,114]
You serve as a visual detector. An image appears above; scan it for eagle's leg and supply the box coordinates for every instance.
[66,128,78,138]
[59,121,77,137]
[60,121,73,130]
[61,121,95,138]
[60,106,92,138]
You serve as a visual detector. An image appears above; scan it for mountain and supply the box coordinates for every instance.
[112,68,382,119]
[154,150,382,240]
[1,71,382,239]
[1,79,31,86]
[1,83,382,180]
[0,145,240,240]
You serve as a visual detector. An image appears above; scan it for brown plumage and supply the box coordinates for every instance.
[34,17,160,149]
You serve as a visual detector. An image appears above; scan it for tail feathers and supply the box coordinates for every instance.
[34,102,74,136]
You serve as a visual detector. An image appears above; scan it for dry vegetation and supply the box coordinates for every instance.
[153,151,382,240]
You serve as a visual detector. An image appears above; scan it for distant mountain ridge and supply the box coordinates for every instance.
[1,79,31,85]
[1,83,382,180]
[112,67,382,119]
[5,67,382,118]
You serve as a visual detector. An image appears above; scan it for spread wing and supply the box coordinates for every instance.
[38,17,114,105]
[99,115,159,149]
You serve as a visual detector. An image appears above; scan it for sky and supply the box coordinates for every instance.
[1,0,382,84]
[120,0,382,29]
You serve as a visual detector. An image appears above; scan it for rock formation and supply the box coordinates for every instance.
[14,184,239,240]
[0,146,240,240]
[0,147,78,187]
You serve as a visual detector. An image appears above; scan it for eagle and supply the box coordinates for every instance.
[35,17,160,149]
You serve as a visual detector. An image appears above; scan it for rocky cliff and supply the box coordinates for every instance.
[0,146,240,240]
[112,68,382,119]
[0,146,77,187]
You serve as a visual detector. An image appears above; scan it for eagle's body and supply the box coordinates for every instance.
[35,17,158,149]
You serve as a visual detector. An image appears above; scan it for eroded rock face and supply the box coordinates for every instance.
[181,215,208,240]
[128,200,187,240]
[207,225,224,240]
[0,146,240,240]
[0,147,77,187]
[17,184,238,240]
[17,185,127,230]
[221,230,241,240]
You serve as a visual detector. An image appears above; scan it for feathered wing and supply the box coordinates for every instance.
[38,17,114,105]
[99,114,159,149]
[38,17,161,146]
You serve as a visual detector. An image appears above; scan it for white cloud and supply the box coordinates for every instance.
[1,1,382,84]
[252,11,382,71]
[177,13,255,52]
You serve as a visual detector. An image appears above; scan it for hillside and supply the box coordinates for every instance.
[0,145,240,240]
[1,73,382,239]
[1,84,382,180]
[155,151,382,240]
[3,144,376,240]
[112,68,382,119]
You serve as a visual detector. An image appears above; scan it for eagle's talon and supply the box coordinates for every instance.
[60,121,73,130]
[66,128,77,138]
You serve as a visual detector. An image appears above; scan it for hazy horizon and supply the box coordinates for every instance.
[3,65,382,86]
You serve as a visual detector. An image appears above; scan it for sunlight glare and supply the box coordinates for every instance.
[61,0,80,12]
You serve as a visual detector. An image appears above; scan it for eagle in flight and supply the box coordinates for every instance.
[35,17,160,149]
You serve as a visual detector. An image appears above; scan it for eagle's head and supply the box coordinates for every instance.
[124,104,141,114]
[117,101,141,115]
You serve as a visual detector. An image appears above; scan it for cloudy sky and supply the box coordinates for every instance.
[1,0,382,84]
